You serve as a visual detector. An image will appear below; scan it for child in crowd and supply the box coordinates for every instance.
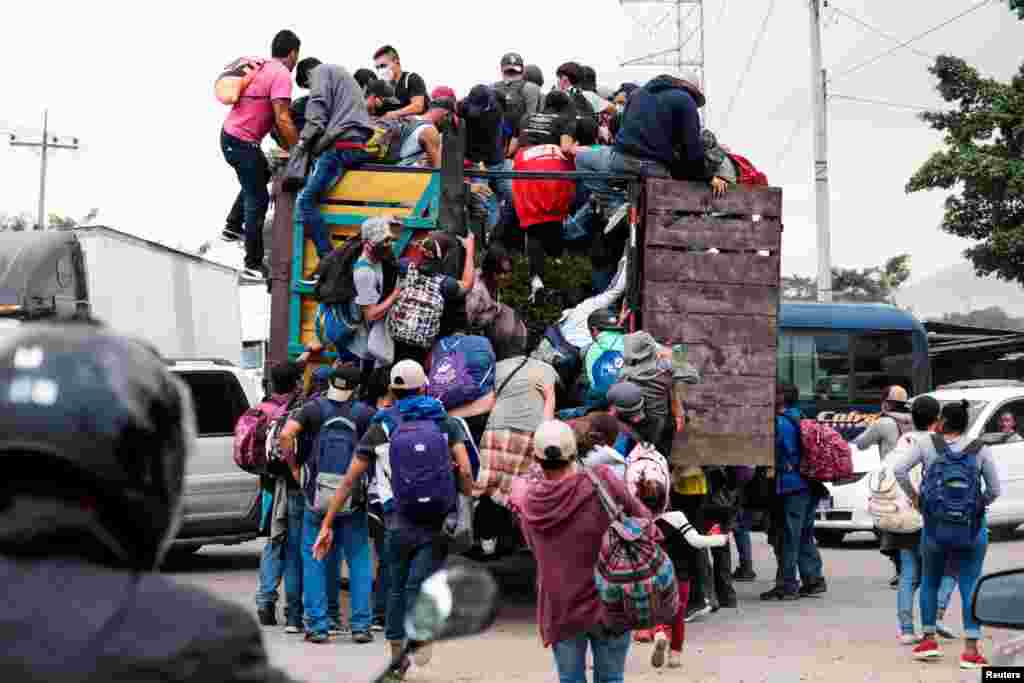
[634,476,728,670]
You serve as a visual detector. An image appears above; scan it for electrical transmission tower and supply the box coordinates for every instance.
[619,1,707,114]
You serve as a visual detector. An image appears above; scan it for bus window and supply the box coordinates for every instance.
[853,332,914,401]
[778,332,851,401]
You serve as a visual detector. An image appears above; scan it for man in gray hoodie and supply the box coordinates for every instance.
[294,61,376,260]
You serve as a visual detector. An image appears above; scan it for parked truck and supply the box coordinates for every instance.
[0,225,262,553]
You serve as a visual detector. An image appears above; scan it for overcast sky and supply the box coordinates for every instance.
[1,0,1020,284]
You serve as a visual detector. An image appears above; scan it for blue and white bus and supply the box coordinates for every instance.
[777,302,930,440]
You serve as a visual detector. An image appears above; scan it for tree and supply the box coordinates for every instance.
[0,208,99,232]
[906,54,1024,285]
[0,213,32,232]
[783,255,911,303]
[941,305,1024,331]
[1010,1,1024,20]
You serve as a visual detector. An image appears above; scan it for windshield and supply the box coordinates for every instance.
[239,342,263,371]
[935,400,988,432]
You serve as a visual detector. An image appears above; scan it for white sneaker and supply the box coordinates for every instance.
[651,632,668,668]
[604,202,630,234]
[528,276,545,304]
[481,538,498,556]
[284,624,302,634]
[899,633,921,645]
[667,651,682,669]
[413,643,433,667]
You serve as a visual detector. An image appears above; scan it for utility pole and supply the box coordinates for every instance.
[809,0,833,303]
[8,110,81,230]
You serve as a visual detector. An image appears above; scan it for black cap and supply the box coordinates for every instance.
[588,309,623,332]
[329,364,362,390]
[501,52,525,74]
[366,79,395,99]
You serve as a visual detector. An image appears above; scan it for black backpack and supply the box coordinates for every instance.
[496,81,528,140]
[568,87,596,119]
[314,238,365,304]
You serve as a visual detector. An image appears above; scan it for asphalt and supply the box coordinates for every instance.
[163,528,1024,683]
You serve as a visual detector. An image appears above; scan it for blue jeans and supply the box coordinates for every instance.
[920,526,988,639]
[487,159,513,203]
[221,129,271,270]
[897,547,958,635]
[778,491,824,593]
[296,146,374,258]
[384,527,446,643]
[571,147,670,226]
[255,490,305,624]
[552,630,631,683]
[302,508,373,635]
[734,510,753,569]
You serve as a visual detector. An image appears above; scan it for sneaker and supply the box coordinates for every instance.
[371,618,386,633]
[382,658,411,683]
[284,623,302,634]
[329,622,350,637]
[257,607,277,627]
[634,629,654,643]
[667,651,682,669]
[604,202,630,235]
[799,578,827,597]
[935,622,957,640]
[732,567,757,582]
[684,602,712,623]
[889,574,900,589]
[242,267,267,281]
[221,228,243,242]
[760,587,785,601]
[779,591,801,601]
[651,632,668,669]
[352,630,374,644]
[528,276,545,304]
[413,643,433,667]
[912,639,943,660]
[899,634,921,645]
[959,651,988,670]
[305,631,329,644]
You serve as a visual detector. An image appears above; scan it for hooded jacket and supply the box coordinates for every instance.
[776,407,809,496]
[852,411,912,461]
[619,332,673,422]
[509,465,650,646]
[299,64,374,156]
[613,75,704,179]
[0,554,295,683]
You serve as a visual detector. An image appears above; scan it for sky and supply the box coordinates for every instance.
[1,0,1022,285]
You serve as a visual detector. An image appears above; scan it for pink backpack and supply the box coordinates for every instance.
[787,417,854,483]
[233,395,293,474]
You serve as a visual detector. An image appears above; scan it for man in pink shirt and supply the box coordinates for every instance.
[221,30,301,278]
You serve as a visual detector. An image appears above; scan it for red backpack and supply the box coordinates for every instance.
[233,394,294,474]
[787,417,853,483]
[727,152,769,186]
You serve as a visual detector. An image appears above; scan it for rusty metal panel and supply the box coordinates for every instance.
[644,250,780,286]
[646,214,781,252]
[671,400,775,467]
[268,179,295,371]
[644,312,777,348]
[645,282,777,316]
[685,343,776,378]
[646,179,782,218]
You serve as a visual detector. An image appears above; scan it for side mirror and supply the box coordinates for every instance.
[405,563,500,643]
[973,568,1024,629]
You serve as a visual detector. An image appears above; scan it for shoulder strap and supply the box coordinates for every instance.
[496,357,530,398]
[585,468,622,522]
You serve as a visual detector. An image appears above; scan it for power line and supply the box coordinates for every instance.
[721,0,777,130]
[831,0,995,82]
[775,115,810,170]
[827,3,936,60]
[829,94,934,111]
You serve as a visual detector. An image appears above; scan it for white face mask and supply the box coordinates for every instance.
[376,64,396,83]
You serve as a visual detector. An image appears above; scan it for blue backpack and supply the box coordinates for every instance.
[427,335,496,409]
[389,417,457,524]
[920,435,985,549]
[303,399,367,514]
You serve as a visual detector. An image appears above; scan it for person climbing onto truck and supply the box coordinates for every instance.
[221,29,301,279]
[294,63,376,260]
[373,45,429,119]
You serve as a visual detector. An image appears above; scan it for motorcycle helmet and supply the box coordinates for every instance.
[0,324,196,570]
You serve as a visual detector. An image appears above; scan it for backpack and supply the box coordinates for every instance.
[427,335,496,409]
[532,323,581,389]
[625,444,671,508]
[314,238,365,305]
[315,302,362,349]
[786,416,854,483]
[215,57,267,105]
[389,417,457,523]
[727,152,769,186]
[387,262,446,348]
[868,463,923,534]
[584,333,625,399]
[496,80,528,140]
[303,399,367,514]
[265,399,303,469]
[587,469,679,630]
[920,435,985,549]
[365,118,407,161]
[233,395,291,474]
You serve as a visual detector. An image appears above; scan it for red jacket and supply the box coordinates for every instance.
[511,144,575,229]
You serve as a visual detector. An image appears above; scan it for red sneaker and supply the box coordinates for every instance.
[912,639,943,661]
[959,651,988,670]
[634,629,654,643]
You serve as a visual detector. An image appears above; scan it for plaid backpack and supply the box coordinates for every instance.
[387,262,445,348]
[586,469,679,630]
[785,416,854,483]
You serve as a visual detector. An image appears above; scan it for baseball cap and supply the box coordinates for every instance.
[390,360,428,390]
[533,420,577,463]
[365,79,395,99]
[361,216,401,245]
[461,85,494,118]
[328,365,362,400]
[431,85,457,101]
[885,385,909,403]
[607,382,646,421]
[501,52,525,74]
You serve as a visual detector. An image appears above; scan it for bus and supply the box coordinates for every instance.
[777,302,930,440]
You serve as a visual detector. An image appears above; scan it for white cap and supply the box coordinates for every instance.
[390,360,428,390]
[533,420,577,463]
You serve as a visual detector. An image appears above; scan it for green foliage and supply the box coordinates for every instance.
[502,253,595,330]
[907,54,1024,285]
[783,254,911,303]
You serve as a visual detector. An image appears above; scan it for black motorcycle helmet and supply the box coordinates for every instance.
[0,324,196,570]
[587,309,623,333]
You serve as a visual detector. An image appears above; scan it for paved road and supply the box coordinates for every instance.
[164,529,1024,683]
